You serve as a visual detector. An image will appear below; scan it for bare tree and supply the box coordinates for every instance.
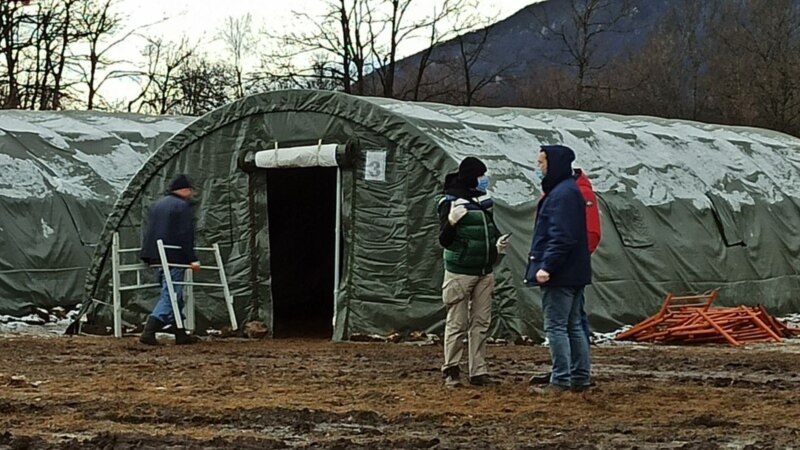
[176,56,237,115]
[337,0,369,94]
[218,13,254,98]
[73,0,123,110]
[365,0,413,97]
[0,0,31,108]
[443,27,516,106]
[366,0,456,98]
[259,0,371,94]
[531,0,636,109]
[594,0,720,120]
[423,27,517,106]
[397,0,486,101]
[1,0,138,111]
[708,0,800,134]
[15,0,83,110]
[262,0,480,98]
[127,36,194,114]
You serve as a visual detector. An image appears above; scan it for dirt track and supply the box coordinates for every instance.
[1,335,799,449]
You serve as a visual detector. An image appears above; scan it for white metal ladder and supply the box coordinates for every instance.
[111,232,239,338]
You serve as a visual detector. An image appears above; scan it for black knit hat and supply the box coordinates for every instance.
[168,174,193,191]
[457,157,487,182]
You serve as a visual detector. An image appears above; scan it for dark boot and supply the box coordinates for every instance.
[442,366,462,388]
[174,327,200,345]
[469,374,500,386]
[528,372,551,385]
[139,316,164,345]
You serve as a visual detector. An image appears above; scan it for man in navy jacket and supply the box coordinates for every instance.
[525,145,592,393]
[139,174,201,345]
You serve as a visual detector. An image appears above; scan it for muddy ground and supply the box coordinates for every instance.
[1,335,799,449]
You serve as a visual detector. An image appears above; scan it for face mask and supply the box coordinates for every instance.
[476,175,490,192]
[534,168,545,181]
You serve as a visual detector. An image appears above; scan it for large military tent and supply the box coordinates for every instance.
[76,90,800,340]
[0,111,192,317]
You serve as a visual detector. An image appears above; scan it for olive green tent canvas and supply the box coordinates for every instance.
[0,111,192,317]
[74,90,800,340]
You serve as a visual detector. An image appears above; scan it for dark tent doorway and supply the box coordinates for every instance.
[266,167,337,338]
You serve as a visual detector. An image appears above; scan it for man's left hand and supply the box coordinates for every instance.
[535,269,550,284]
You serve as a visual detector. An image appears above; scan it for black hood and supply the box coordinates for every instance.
[444,172,480,199]
[457,156,486,188]
[540,145,576,193]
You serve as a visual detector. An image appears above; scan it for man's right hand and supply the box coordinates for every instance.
[535,269,550,284]
[448,203,468,225]
[190,261,201,273]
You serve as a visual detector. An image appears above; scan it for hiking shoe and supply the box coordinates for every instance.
[528,383,570,395]
[139,316,164,346]
[570,384,592,393]
[174,328,200,345]
[138,334,158,346]
[444,374,463,388]
[469,374,500,386]
[528,372,551,385]
[442,366,462,388]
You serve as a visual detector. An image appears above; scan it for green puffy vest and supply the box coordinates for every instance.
[440,196,499,276]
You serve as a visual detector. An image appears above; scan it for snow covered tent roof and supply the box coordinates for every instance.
[78,90,800,340]
[0,110,193,317]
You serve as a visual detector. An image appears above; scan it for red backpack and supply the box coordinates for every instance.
[573,169,601,253]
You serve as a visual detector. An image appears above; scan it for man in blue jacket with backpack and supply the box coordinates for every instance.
[525,145,592,393]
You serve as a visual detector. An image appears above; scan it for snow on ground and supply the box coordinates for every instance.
[2,307,799,345]
[0,306,80,337]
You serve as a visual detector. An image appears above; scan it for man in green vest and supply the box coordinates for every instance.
[437,157,509,388]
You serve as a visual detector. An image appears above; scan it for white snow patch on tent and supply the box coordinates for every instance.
[0,153,101,200]
[379,103,460,124]
[436,107,516,128]
[39,154,101,199]
[385,102,800,208]
[492,179,536,205]
[0,112,193,200]
[41,219,54,238]
[37,117,114,141]
[0,117,69,149]
[0,155,48,199]
[72,143,148,192]
[85,115,190,139]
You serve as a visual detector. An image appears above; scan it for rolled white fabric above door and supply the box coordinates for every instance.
[254,143,339,168]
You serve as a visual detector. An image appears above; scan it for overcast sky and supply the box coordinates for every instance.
[100,0,541,105]
[117,1,539,36]
[113,0,540,58]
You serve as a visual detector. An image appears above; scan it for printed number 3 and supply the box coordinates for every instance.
[367,161,381,177]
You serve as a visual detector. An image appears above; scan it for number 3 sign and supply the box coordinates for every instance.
[365,151,386,181]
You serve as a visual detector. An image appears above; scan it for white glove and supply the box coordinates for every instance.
[496,236,509,254]
[448,203,468,225]
[535,269,550,284]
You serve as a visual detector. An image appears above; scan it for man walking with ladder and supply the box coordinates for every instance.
[139,174,201,345]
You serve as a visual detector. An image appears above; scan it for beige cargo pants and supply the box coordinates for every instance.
[441,270,495,377]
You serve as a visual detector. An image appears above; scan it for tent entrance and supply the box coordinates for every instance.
[266,167,338,338]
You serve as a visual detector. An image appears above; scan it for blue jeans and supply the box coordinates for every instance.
[541,286,591,387]
[150,268,185,325]
[579,290,591,344]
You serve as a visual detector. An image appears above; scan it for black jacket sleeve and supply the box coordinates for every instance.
[438,200,457,247]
